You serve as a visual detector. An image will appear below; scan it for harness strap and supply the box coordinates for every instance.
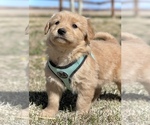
[47,55,87,90]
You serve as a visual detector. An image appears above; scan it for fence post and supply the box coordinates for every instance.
[78,0,83,15]
[70,0,75,12]
[111,0,115,17]
[59,0,63,11]
[134,0,138,17]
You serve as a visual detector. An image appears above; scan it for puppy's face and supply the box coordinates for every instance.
[44,11,94,47]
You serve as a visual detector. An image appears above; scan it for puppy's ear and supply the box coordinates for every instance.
[44,14,56,35]
[85,19,95,45]
[44,21,51,35]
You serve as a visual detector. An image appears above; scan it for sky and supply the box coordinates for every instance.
[0,0,149,9]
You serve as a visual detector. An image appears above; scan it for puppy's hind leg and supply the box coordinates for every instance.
[141,67,150,96]
[115,81,121,94]
[92,87,102,102]
[142,81,150,96]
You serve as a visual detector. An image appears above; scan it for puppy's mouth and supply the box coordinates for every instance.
[55,36,70,43]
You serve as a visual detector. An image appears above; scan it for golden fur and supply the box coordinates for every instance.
[122,32,150,94]
[94,32,118,43]
[41,11,121,118]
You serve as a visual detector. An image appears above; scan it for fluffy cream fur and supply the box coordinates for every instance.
[41,11,121,118]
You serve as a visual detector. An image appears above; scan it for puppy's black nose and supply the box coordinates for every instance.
[58,28,66,35]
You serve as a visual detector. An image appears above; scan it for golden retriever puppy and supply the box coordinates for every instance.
[42,11,121,118]
[122,32,150,95]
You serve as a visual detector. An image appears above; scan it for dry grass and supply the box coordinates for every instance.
[122,17,150,44]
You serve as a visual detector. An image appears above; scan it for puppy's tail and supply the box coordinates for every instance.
[121,32,145,43]
[94,32,118,43]
[121,32,139,40]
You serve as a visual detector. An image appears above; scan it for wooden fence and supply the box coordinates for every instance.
[122,0,150,16]
[59,0,119,17]
[58,0,150,17]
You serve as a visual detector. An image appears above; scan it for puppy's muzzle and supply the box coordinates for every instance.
[58,28,66,35]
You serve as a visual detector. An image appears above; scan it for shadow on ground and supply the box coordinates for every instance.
[122,93,150,100]
[1,91,149,111]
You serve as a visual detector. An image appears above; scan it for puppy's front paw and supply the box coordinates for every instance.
[39,109,56,119]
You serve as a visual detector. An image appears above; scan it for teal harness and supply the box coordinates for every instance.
[47,55,87,90]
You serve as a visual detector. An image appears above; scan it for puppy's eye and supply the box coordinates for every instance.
[55,21,59,25]
[72,24,78,28]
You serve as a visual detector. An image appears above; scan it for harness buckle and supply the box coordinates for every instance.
[57,71,68,78]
